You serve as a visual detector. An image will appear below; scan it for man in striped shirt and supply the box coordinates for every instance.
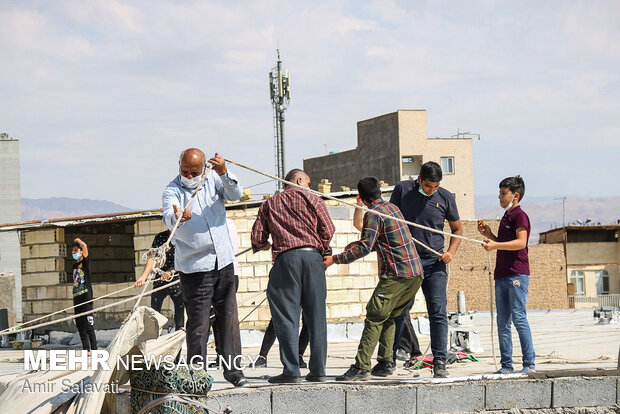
[324,176,423,381]
[251,169,335,384]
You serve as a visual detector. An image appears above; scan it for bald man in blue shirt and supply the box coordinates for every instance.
[162,148,247,387]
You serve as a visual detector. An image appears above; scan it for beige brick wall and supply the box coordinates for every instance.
[230,212,567,328]
[230,205,425,328]
[444,220,568,313]
[18,206,568,332]
[19,223,140,330]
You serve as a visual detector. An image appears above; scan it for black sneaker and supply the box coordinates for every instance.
[233,377,249,387]
[254,355,267,367]
[305,373,327,382]
[395,348,409,361]
[336,365,371,381]
[433,361,449,378]
[224,372,249,387]
[371,360,396,377]
[299,354,307,369]
[268,374,303,384]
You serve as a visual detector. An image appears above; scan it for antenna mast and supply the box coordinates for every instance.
[268,49,291,191]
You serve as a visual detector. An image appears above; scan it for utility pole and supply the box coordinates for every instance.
[268,50,290,191]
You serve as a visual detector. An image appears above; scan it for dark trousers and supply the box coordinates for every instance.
[211,275,239,356]
[394,312,422,357]
[151,282,185,330]
[259,317,309,358]
[74,298,97,351]
[394,257,448,363]
[179,264,243,380]
[267,248,327,377]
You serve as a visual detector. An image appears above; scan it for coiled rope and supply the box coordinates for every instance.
[133,386,226,414]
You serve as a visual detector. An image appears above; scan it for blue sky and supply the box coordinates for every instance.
[1,1,618,209]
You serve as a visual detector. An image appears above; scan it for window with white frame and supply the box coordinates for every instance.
[570,270,585,296]
[440,156,455,174]
[595,270,610,295]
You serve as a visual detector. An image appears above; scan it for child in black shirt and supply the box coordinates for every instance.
[72,238,98,352]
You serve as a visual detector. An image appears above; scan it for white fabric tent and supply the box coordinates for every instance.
[0,307,185,414]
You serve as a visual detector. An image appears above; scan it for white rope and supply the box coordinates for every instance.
[2,248,256,337]
[239,296,267,324]
[487,251,499,369]
[224,159,507,373]
[224,158,488,256]
[225,158,439,255]
[132,164,214,314]
[406,262,451,372]
[0,274,173,336]
[4,280,182,335]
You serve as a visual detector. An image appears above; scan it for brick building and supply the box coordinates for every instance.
[303,110,476,219]
[0,191,568,334]
[539,225,620,308]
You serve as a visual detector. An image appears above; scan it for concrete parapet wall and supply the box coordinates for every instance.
[114,375,620,414]
[552,377,618,408]
[485,379,552,410]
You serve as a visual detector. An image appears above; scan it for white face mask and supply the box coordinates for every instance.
[504,195,517,211]
[180,174,202,189]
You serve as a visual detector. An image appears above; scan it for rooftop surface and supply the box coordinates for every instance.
[0,309,617,391]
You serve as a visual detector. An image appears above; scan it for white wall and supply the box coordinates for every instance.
[0,136,22,321]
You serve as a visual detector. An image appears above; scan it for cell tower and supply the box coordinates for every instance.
[268,50,290,190]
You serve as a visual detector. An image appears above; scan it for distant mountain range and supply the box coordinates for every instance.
[21,198,134,221]
[20,196,619,244]
[476,195,620,243]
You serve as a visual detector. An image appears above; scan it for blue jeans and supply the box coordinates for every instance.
[394,258,448,363]
[495,274,535,371]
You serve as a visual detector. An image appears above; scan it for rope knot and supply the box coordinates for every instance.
[142,244,170,276]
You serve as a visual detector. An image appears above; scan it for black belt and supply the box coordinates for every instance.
[294,247,321,254]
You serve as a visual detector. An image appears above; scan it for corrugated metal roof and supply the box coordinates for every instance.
[0,210,164,231]
[539,224,620,236]
[0,187,384,232]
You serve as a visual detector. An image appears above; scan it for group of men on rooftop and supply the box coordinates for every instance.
[78,147,533,387]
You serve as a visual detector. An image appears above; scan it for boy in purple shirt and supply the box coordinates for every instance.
[478,175,535,374]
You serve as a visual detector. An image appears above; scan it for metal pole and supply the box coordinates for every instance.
[279,110,285,179]
[268,50,290,191]
[555,196,567,227]
[277,56,284,183]
[562,196,566,227]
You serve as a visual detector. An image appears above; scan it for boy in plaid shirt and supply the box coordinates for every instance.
[324,176,423,380]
